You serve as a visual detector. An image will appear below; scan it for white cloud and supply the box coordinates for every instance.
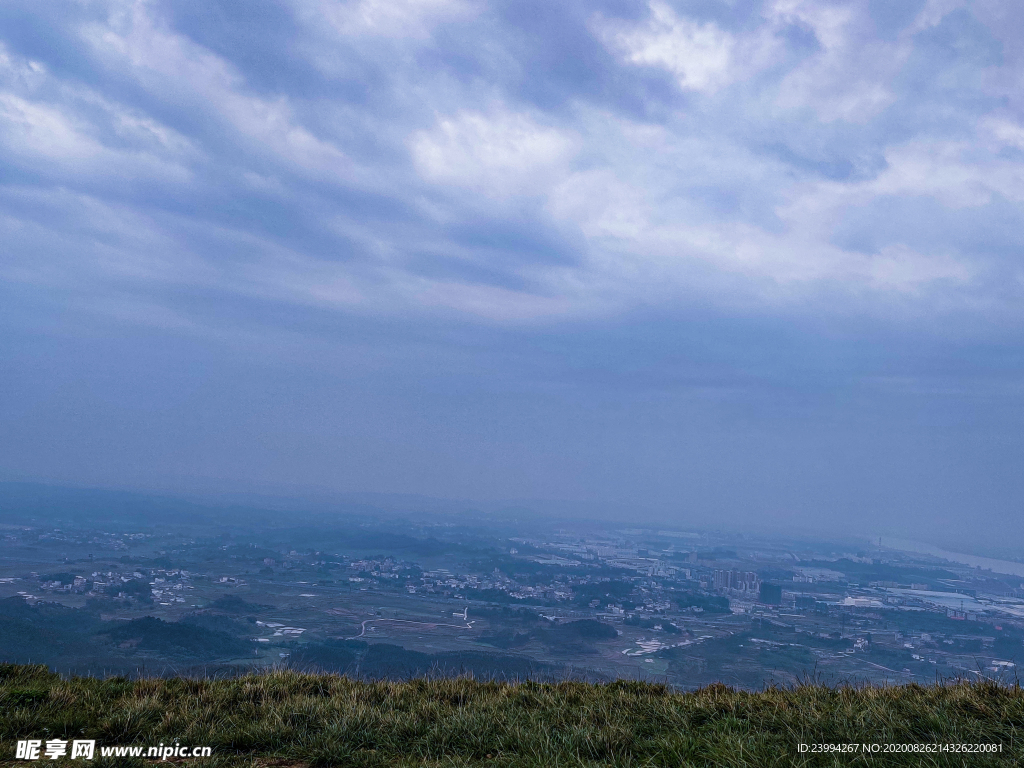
[0,42,47,89]
[870,141,1024,208]
[411,107,576,197]
[0,94,103,162]
[595,1,735,92]
[537,104,993,307]
[0,90,195,186]
[1,0,1022,327]
[767,0,901,123]
[864,244,974,292]
[81,2,363,184]
[394,275,575,322]
[0,36,197,188]
[908,0,969,34]
[303,0,474,39]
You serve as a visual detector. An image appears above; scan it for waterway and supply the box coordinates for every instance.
[881,538,1024,579]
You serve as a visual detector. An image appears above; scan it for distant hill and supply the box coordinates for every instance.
[1,664,1021,766]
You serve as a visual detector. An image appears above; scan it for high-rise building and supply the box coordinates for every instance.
[759,582,783,605]
[713,569,760,594]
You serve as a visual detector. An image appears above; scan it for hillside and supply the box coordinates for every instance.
[1,664,1021,766]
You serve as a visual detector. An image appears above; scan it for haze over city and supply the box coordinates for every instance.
[2,0,1023,553]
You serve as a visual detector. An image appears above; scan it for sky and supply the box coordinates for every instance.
[1,0,1023,549]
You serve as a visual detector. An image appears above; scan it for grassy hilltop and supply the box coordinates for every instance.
[1,664,1022,767]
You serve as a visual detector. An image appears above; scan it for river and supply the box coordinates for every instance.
[881,538,1024,579]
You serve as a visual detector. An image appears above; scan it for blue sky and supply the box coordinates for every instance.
[1,0,1023,549]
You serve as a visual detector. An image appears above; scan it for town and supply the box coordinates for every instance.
[2,500,1022,689]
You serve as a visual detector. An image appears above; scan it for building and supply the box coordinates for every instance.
[713,569,760,594]
[759,582,783,605]
[947,608,979,621]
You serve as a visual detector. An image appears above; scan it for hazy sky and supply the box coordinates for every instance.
[2,0,1023,545]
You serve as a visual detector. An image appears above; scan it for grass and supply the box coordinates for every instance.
[0,664,1021,766]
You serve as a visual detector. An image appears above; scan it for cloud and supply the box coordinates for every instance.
[0,0,1021,328]
[768,0,901,123]
[310,0,476,39]
[411,107,577,197]
[595,1,737,93]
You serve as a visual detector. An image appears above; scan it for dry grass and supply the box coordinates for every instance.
[1,664,1021,766]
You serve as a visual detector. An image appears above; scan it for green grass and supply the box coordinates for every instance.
[1,664,1021,766]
